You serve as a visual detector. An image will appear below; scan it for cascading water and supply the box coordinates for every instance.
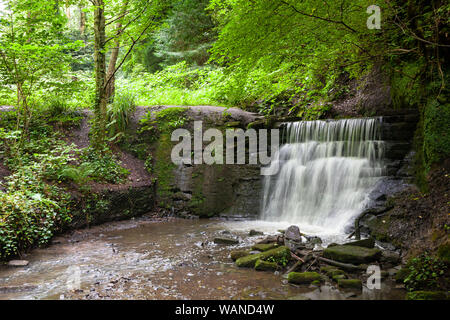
[260,117,386,236]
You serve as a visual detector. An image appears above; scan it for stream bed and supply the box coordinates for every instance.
[0,216,405,300]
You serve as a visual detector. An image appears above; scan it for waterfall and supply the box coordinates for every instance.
[260,117,386,235]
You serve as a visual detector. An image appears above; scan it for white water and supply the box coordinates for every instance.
[259,118,386,238]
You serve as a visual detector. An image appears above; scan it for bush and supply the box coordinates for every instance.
[404,254,448,292]
[107,90,137,142]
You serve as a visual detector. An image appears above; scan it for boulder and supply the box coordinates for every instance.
[252,243,279,252]
[249,230,264,236]
[214,237,239,245]
[7,260,29,267]
[344,238,375,248]
[381,250,401,264]
[338,279,362,290]
[288,272,322,284]
[255,259,278,271]
[284,238,303,251]
[332,274,347,282]
[285,225,302,241]
[230,250,251,261]
[235,246,290,268]
[323,245,382,264]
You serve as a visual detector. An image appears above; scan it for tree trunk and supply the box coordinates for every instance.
[105,0,129,103]
[105,35,120,102]
[93,0,107,148]
[79,6,86,34]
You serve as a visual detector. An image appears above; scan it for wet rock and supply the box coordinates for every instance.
[338,279,362,290]
[332,274,347,282]
[284,238,303,251]
[381,250,401,264]
[285,225,302,241]
[256,236,278,244]
[235,246,290,268]
[0,285,37,293]
[405,291,448,300]
[255,259,278,271]
[214,237,239,245]
[249,230,264,236]
[320,266,346,277]
[230,250,250,261]
[287,272,321,284]
[308,236,322,245]
[7,260,29,267]
[344,238,375,248]
[323,245,381,264]
[327,243,339,248]
[252,243,279,252]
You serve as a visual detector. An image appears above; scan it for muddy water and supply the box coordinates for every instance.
[0,217,404,300]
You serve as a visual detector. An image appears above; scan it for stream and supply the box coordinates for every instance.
[0,216,405,300]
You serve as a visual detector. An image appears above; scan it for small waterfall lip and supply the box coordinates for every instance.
[260,116,386,238]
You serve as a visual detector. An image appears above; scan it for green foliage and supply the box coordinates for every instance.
[140,106,188,135]
[404,254,448,292]
[423,99,450,169]
[266,251,290,267]
[79,147,130,184]
[155,0,216,67]
[107,90,137,143]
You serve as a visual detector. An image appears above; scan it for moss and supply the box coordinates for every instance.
[230,250,251,261]
[437,242,450,264]
[154,131,176,202]
[338,279,362,290]
[288,272,322,284]
[323,245,382,264]
[235,246,290,268]
[320,266,345,277]
[406,291,448,300]
[332,274,346,282]
[255,259,278,271]
[214,237,239,245]
[344,238,375,248]
[252,243,279,252]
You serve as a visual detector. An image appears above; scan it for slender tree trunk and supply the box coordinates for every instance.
[105,34,120,102]
[105,0,129,103]
[79,6,86,34]
[93,0,107,148]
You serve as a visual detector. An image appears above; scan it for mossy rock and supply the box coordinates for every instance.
[320,266,345,277]
[332,274,347,282]
[235,254,261,268]
[323,245,382,264]
[255,259,278,271]
[406,291,448,300]
[344,238,375,248]
[235,246,290,268]
[338,279,362,290]
[288,272,322,284]
[252,243,279,252]
[230,250,251,261]
[395,267,409,283]
[437,242,450,264]
[214,237,239,245]
[249,230,264,236]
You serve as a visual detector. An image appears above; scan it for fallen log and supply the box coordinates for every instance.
[284,261,302,275]
[290,252,305,263]
[316,256,363,271]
